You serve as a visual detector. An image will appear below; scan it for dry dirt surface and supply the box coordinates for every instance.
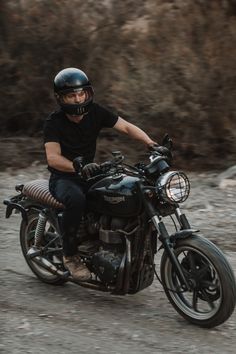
[0,164,236,354]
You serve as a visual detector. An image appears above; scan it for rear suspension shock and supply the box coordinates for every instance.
[34,212,47,248]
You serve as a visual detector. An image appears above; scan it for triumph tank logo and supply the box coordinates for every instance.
[104,195,125,204]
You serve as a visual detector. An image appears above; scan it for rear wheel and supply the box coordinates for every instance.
[160,235,236,327]
[20,210,67,285]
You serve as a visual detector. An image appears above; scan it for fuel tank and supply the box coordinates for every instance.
[87,174,142,217]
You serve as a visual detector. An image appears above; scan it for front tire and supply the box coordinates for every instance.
[160,234,236,327]
[20,210,67,285]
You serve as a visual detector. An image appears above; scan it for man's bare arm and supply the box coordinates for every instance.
[113,117,157,147]
[45,142,75,172]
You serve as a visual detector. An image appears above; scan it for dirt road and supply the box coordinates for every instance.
[1,165,236,354]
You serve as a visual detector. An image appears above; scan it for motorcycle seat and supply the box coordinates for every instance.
[22,179,64,209]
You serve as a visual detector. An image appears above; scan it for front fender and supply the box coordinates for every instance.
[158,229,199,251]
[169,229,199,242]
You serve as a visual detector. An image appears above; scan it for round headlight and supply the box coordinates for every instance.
[156,171,190,203]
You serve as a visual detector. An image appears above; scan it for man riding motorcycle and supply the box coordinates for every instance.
[4,69,235,327]
[44,67,167,281]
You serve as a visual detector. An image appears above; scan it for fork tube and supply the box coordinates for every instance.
[152,215,190,290]
[175,208,191,229]
[137,182,190,289]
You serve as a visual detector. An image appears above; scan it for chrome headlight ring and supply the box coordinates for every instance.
[156,171,190,203]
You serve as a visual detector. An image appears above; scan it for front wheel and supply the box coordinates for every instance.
[160,234,236,327]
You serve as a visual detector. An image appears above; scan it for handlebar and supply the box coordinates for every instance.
[77,134,173,180]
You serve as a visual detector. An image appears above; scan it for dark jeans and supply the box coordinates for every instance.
[49,174,87,257]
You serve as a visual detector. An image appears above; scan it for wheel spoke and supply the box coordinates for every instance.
[200,280,218,290]
[187,251,197,272]
[200,290,216,309]
[192,289,198,311]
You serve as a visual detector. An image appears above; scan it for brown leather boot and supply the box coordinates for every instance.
[63,255,91,281]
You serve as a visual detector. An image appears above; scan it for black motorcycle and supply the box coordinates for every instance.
[4,136,236,328]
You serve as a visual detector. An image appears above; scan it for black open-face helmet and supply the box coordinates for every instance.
[54,67,94,115]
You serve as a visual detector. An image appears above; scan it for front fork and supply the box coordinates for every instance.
[151,213,190,290]
[138,183,191,290]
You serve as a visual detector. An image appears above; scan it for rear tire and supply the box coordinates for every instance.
[20,210,67,285]
[160,234,236,327]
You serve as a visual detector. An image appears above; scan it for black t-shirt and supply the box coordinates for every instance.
[43,102,118,175]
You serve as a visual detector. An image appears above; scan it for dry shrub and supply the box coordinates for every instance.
[1,0,236,169]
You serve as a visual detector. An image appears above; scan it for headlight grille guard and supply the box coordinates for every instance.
[156,171,190,204]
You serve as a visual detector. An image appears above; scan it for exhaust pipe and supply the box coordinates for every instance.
[27,248,115,292]
[27,247,69,279]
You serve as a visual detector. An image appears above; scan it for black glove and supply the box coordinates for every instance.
[73,156,84,173]
[82,163,100,179]
[149,144,172,161]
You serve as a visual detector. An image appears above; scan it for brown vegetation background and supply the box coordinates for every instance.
[1,0,236,170]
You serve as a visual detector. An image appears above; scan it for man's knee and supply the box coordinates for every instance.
[64,187,86,209]
[52,180,86,210]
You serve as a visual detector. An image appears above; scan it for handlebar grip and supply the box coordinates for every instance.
[100,161,112,172]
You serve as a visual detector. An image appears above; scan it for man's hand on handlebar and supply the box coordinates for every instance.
[148,144,173,162]
[82,163,101,179]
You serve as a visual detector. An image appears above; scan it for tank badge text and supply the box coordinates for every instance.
[104,196,125,204]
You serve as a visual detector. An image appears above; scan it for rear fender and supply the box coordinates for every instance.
[3,195,29,224]
[3,193,43,224]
